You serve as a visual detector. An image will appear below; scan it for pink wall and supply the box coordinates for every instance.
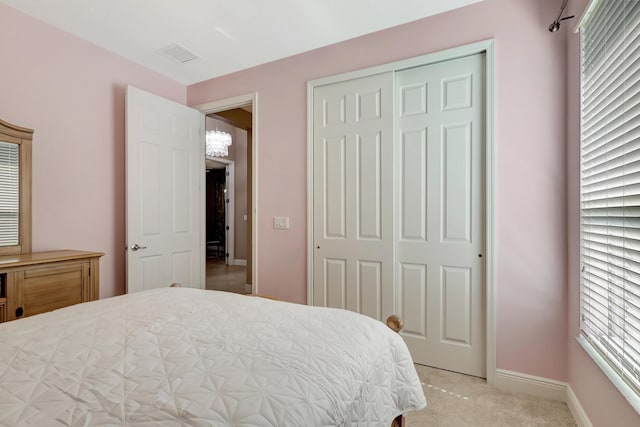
[189,0,569,382]
[565,0,640,425]
[3,0,637,422]
[0,4,186,298]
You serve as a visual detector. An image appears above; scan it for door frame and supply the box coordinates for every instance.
[306,40,496,383]
[194,93,259,293]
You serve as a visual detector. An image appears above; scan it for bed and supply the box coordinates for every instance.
[0,287,426,426]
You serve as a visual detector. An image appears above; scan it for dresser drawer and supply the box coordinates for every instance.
[19,263,87,318]
[0,250,103,322]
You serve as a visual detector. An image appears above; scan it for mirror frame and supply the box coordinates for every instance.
[0,118,32,255]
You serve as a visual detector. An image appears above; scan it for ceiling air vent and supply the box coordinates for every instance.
[157,44,199,64]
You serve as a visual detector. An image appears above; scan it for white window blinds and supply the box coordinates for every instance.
[0,141,19,247]
[581,0,640,400]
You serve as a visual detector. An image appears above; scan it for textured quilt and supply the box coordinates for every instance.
[0,288,426,426]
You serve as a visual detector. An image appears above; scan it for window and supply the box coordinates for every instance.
[580,0,640,409]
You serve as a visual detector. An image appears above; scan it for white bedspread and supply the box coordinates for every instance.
[0,288,426,426]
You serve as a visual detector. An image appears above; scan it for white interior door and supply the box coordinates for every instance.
[126,86,204,293]
[396,54,485,377]
[312,72,394,321]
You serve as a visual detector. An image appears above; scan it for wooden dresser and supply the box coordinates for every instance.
[0,250,104,322]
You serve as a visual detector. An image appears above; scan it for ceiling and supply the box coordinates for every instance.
[1,0,483,85]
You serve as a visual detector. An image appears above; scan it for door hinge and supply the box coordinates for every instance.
[226,225,230,230]
[226,171,230,176]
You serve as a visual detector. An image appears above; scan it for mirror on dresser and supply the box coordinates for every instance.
[0,118,103,323]
[0,118,32,256]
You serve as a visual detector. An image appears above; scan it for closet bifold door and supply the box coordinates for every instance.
[311,53,487,379]
[312,72,395,322]
[395,54,486,378]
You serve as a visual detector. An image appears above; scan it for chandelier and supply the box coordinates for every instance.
[205,130,232,157]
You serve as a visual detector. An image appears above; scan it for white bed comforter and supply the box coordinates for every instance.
[0,288,426,426]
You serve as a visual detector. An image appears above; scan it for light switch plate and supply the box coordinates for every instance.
[274,216,289,229]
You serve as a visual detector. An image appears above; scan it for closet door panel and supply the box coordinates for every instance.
[396,54,486,378]
[313,72,394,320]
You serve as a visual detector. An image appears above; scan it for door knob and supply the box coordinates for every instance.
[130,244,147,251]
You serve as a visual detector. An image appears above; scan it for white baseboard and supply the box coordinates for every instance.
[566,384,593,427]
[494,369,567,402]
[244,283,252,293]
[494,369,592,427]
[233,259,247,266]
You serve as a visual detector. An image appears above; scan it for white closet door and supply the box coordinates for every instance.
[312,72,394,322]
[396,54,485,377]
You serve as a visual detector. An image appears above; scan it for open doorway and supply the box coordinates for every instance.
[204,107,252,294]
[205,158,232,263]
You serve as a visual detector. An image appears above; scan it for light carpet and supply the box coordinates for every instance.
[406,365,576,426]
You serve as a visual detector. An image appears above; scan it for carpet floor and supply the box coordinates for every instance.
[406,365,576,426]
